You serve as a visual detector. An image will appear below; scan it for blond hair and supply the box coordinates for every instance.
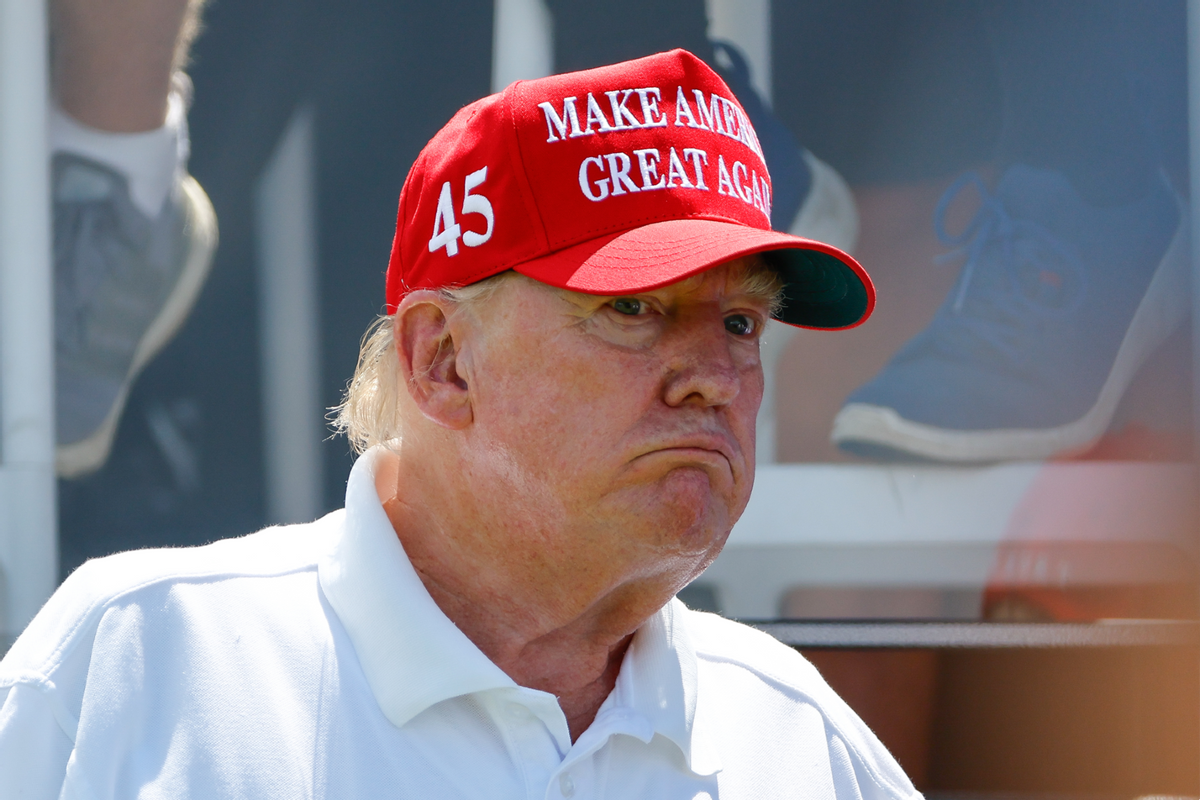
[331,260,781,454]
[330,274,513,453]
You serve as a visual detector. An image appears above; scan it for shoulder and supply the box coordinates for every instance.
[1,510,345,681]
[685,606,819,676]
[682,608,919,800]
[685,607,839,702]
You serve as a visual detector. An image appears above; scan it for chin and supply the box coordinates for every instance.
[651,470,734,555]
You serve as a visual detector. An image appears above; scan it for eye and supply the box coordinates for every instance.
[611,297,644,316]
[724,313,757,337]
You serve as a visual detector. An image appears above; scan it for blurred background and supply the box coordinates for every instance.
[3,0,1197,794]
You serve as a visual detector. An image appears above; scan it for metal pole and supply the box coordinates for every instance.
[0,0,57,648]
[492,0,552,93]
[256,106,324,525]
[707,0,772,105]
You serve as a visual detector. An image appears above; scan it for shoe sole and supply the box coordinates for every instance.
[55,175,219,478]
[830,199,1191,462]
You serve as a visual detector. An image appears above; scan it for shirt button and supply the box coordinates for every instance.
[507,703,531,720]
[559,773,575,798]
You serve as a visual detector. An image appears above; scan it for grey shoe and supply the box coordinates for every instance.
[53,153,217,478]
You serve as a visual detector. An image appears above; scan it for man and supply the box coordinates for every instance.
[1,50,914,798]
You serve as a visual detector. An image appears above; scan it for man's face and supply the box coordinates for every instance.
[454,259,775,600]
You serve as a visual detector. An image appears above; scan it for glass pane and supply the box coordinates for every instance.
[679,0,1199,629]
[40,1,1200,797]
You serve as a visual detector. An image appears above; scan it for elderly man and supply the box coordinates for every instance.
[0,50,914,798]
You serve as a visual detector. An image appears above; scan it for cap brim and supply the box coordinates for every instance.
[513,218,875,330]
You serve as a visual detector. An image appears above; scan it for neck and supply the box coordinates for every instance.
[374,447,674,741]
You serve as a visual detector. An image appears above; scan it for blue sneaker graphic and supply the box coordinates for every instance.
[832,164,1188,462]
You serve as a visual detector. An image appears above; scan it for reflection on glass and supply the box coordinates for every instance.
[699,0,1197,634]
[41,0,1198,796]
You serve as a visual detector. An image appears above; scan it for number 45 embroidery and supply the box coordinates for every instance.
[428,166,494,256]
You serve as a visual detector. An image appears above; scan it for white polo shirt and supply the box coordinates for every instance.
[0,448,919,799]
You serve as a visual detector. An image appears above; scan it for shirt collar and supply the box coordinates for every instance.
[319,446,721,775]
[318,446,516,729]
[610,598,722,776]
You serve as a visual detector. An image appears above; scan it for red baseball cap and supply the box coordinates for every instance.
[386,48,874,330]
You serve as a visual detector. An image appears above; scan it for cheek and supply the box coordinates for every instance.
[740,357,765,398]
[473,339,654,464]
[732,360,766,424]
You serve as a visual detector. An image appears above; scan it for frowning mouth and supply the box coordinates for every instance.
[632,437,738,469]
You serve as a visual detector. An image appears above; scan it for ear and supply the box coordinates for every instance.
[393,291,473,430]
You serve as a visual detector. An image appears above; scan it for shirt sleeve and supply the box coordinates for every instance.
[0,682,74,800]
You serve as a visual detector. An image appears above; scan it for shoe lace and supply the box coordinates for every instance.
[931,172,1086,362]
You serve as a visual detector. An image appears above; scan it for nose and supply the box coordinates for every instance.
[661,311,744,409]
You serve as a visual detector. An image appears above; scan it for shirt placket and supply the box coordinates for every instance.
[545,707,654,800]
[493,691,572,800]
[547,753,595,800]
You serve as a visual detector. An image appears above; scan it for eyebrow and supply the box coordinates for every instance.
[724,257,785,311]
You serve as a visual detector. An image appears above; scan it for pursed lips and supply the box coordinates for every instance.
[633,434,739,472]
